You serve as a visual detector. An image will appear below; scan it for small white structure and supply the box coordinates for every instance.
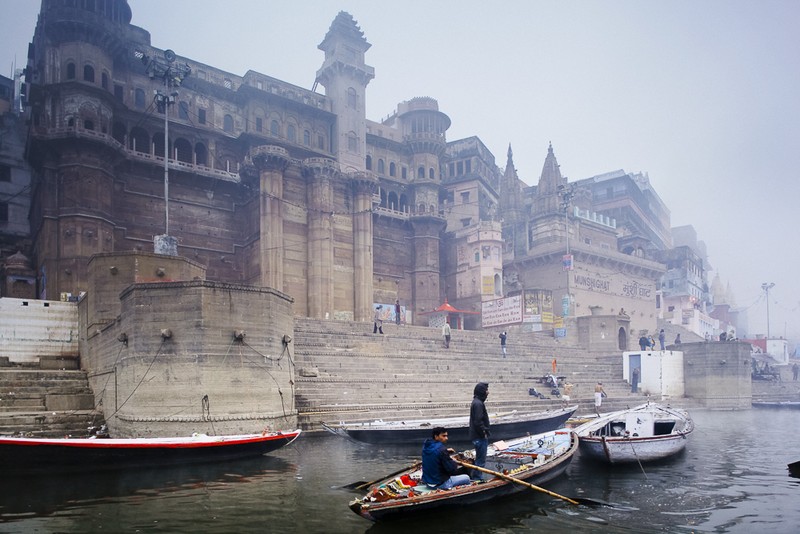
[623,350,684,399]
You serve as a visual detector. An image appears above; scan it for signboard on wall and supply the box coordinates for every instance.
[481,295,523,328]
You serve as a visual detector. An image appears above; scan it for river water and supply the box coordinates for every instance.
[1,408,798,533]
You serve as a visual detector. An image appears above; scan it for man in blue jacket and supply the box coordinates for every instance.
[421,427,471,489]
[469,382,491,480]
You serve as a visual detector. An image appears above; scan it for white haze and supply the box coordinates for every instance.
[2,0,798,346]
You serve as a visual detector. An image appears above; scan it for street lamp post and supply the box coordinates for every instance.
[761,282,775,339]
[134,49,191,255]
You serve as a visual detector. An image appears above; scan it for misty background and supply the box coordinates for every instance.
[2,0,797,344]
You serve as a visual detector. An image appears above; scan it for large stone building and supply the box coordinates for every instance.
[16,0,678,339]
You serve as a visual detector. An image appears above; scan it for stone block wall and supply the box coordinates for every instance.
[80,279,296,437]
[0,298,79,364]
[682,341,751,409]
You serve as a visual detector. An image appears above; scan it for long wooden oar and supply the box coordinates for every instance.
[455,460,580,505]
[340,461,422,491]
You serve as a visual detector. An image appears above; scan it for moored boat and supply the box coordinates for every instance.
[574,402,692,464]
[323,405,577,444]
[0,430,301,474]
[348,429,578,521]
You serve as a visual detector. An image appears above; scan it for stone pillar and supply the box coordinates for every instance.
[351,173,377,322]
[410,215,447,322]
[250,146,291,291]
[303,158,338,319]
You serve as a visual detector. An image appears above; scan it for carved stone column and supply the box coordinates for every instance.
[351,173,377,322]
[249,146,290,291]
[303,158,339,319]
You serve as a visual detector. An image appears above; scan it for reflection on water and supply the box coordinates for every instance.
[1,409,798,533]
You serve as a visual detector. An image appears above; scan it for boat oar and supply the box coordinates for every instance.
[455,460,581,505]
[340,461,422,491]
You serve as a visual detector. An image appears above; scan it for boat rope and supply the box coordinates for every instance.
[236,340,294,419]
[628,437,649,480]
[105,338,165,420]
[201,394,217,435]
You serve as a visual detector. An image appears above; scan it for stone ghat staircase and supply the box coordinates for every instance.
[0,367,104,437]
[292,319,647,434]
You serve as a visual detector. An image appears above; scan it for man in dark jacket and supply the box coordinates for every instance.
[421,427,470,489]
[469,382,490,480]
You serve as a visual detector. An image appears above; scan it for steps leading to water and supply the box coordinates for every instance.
[292,319,649,433]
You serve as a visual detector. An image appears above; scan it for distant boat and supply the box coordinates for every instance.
[322,406,577,444]
[753,401,800,409]
[789,460,800,478]
[574,403,693,464]
[348,429,578,521]
[0,430,301,474]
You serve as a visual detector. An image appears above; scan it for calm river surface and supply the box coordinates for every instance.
[1,408,798,533]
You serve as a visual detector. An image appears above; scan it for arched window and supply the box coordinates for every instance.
[399,194,409,212]
[303,130,311,146]
[66,62,76,80]
[101,72,108,90]
[195,143,208,166]
[365,155,372,170]
[389,162,396,177]
[418,203,425,213]
[388,192,399,211]
[347,87,357,109]
[417,166,425,179]
[494,273,502,296]
[83,119,94,130]
[380,189,387,208]
[174,138,192,163]
[377,159,385,174]
[83,65,95,83]
[287,124,296,142]
[152,132,166,157]
[270,120,279,136]
[223,114,234,133]
[129,127,149,153]
[134,88,145,109]
[429,167,435,179]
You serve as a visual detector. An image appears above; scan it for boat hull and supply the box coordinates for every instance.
[574,403,693,464]
[326,406,576,444]
[0,431,301,474]
[579,433,689,463]
[349,430,578,521]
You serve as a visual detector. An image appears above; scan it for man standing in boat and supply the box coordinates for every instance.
[469,382,491,480]
[421,427,471,490]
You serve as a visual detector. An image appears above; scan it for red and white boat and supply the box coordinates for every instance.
[0,430,301,474]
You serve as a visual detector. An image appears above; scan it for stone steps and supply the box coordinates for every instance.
[0,367,103,437]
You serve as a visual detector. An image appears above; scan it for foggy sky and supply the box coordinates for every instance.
[2,0,798,344]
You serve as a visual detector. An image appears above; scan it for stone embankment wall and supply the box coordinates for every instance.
[80,280,297,437]
[682,341,752,409]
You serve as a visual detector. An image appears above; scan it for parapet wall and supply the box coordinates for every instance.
[0,298,79,364]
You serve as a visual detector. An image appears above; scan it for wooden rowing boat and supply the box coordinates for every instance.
[574,402,693,464]
[0,430,301,474]
[323,405,577,444]
[349,429,578,521]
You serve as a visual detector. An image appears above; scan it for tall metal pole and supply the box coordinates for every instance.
[762,282,775,339]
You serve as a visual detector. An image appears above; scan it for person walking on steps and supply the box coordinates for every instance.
[395,299,401,326]
[658,329,666,350]
[499,331,507,358]
[594,382,606,415]
[469,382,490,480]
[373,305,384,334]
[442,321,451,348]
